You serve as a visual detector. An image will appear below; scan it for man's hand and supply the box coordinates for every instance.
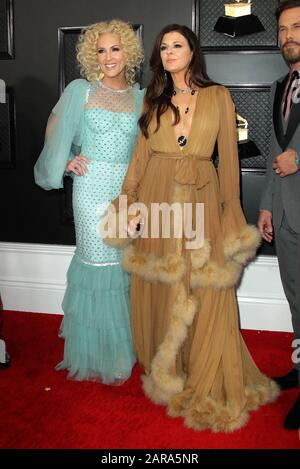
[258,209,273,243]
[272,148,299,177]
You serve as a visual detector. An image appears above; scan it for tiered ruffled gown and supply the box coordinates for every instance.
[34,79,144,384]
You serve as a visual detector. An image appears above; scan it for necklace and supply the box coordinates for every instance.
[99,80,132,93]
[174,92,196,148]
[173,86,196,96]
[176,106,189,147]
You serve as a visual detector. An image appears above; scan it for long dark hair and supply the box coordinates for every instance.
[139,24,215,138]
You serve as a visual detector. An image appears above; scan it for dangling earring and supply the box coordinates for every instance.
[163,70,168,85]
[97,64,104,81]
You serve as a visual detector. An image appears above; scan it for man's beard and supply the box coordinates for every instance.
[282,42,300,64]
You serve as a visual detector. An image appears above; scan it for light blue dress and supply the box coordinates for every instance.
[34,79,144,383]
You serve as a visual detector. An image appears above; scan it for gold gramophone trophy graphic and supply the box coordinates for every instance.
[214,1,265,38]
[236,112,260,160]
[236,113,249,142]
[213,112,260,163]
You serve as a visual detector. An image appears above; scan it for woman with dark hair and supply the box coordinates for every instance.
[107,24,279,431]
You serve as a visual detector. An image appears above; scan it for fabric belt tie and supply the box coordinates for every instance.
[152,151,212,190]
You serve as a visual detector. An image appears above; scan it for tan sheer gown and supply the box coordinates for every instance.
[111,85,279,432]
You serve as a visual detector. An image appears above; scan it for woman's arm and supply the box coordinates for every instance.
[216,86,261,262]
[34,79,87,190]
[113,131,151,209]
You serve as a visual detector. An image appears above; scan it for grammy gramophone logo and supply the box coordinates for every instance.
[235,111,261,160]
[236,113,248,142]
[214,1,265,38]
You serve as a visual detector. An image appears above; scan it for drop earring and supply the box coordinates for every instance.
[163,70,168,85]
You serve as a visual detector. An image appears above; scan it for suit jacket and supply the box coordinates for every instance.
[260,73,300,233]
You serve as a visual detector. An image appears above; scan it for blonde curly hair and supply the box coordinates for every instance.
[76,19,144,85]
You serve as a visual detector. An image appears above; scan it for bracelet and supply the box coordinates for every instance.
[295,152,300,168]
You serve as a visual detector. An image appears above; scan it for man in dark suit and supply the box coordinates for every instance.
[258,0,300,430]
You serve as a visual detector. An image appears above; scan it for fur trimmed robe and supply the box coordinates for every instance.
[105,85,279,432]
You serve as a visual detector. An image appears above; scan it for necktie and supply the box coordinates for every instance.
[283,70,300,121]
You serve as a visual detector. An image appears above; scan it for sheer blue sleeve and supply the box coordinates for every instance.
[34,79,88,190]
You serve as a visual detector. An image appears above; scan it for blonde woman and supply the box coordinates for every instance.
[34,20,144,384]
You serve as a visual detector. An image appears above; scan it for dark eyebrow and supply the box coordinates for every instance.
[161,41,182,45]
[279,22,300,28]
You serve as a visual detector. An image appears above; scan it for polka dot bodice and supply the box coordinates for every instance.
[72,81,139,264]
[83,108,136,165]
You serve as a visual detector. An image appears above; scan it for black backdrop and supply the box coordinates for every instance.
[0,0,288,254]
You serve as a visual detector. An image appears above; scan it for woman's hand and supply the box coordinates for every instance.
[127,214,144,239]
[66,155,91,176]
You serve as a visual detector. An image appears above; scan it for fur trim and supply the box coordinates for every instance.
[245,379,280,411]
[231,250,257,266]
[184,397,249,433]
[191,259,241,289]
[168,392,250,432]
[167,377,280,433]
[190,240,211,269]
[143,283,198,404]
[122,245,186,283]
[190,225,261,289]
[224,225,261,264]
[167,389,193,418]
[125,225,260,288]
[142,375,173,405]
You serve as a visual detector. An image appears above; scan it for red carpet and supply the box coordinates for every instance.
[0,310,299,449]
